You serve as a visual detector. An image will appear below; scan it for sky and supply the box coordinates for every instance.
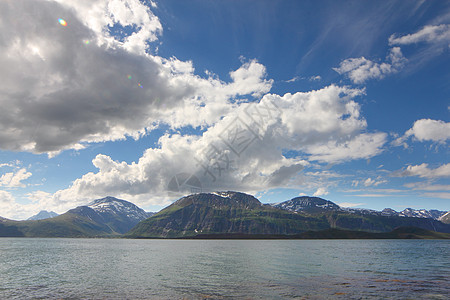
[0,0,449,220]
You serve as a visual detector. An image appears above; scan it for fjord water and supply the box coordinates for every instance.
[0,239,448,299]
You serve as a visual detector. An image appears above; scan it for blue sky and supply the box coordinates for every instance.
[0,0,449,219]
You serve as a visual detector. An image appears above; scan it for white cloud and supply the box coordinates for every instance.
[394,119,450,147]
[0,191,39,220]
[0,191,17,218]
[389,24,450,46]
[54,0,163,54]
[274,85,367,144]
[23,84,387,213]
[407,119,450,142]
[286,76,300,83]
[0,0,272,155]
[393,163,450,179]
[0,168,32,188]
[309,75,321,81]
[305,132,387,163]
[338,202,365,208]
[363,177,387,187]
[333,47,406,84]
[313,187,328,197]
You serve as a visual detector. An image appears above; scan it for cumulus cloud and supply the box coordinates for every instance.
[393,163,450,178]
[389,24,450,46]
[313,187,328,197]
[0,190,41,220]
[333,47,406,84]
[21,84,387,213]
[0,191,17,218]
[54,0,163,54]
[305,132,387,163]
[0,168,32,188]
[0,0,272,155]
[363,177,387,187]
[405,119,450,142]
[394,119,450,147]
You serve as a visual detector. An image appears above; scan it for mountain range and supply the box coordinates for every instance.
[1,192,449,238]
[271,196,448,220]
[128,193,450,238]
[0,197,150,237]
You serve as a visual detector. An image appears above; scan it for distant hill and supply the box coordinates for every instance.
[27,210,59,221]
[0,196,149,237]
[127,192,330,238]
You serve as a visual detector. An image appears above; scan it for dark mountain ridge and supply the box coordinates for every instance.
[127,192,330,238]
[128,192,450,238]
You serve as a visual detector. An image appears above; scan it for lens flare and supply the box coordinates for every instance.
[127,75,132,80]
[83,40,90,45]
[58,19,67,26]
[138,83,143,88]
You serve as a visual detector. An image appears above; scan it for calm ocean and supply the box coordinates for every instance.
[0,238,448,299]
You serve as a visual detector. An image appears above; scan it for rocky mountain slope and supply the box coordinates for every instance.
[127,192,330,238]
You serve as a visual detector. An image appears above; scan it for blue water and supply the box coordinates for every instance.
[0,239,448,299]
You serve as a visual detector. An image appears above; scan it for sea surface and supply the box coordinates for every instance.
[0,238,448,299]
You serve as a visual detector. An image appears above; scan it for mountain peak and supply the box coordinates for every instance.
[87,196,148,220]
[27,210,59,221]
[66,196,150,234]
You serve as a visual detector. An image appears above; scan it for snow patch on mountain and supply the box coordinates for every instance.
[87,196,148,221]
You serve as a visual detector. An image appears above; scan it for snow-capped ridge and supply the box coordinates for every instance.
[87,196,148,221]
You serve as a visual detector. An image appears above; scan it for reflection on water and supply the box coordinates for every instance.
[0,239,448,299]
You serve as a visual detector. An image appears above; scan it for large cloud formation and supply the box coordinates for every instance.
[0,0,391,218]
[46,85,387,212]
[0,0,272,156]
